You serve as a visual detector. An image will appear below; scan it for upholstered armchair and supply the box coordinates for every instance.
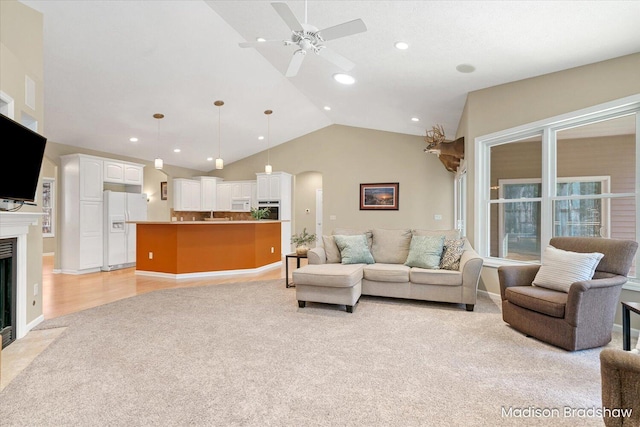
[498,237,638,351]
[600,348,640,427]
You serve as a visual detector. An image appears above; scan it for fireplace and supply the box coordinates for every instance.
[1,238,17,348]
[0,211,43,342]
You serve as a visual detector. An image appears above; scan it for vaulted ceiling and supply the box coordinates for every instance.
[20,0,640,171]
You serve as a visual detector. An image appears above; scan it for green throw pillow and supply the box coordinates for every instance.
[333,234,375,265]
[404,235,445,269]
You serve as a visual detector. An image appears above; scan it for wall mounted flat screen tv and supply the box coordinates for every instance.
[0,114,47,203]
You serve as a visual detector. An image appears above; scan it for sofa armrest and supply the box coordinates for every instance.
[564,275,627,327]
[459,245,483,305]
[497,265,541,300]
[307,247,327,264]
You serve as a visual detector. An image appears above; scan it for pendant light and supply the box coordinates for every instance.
[214,100,224,169]
[264,109,273,174]
[153,113,164,169]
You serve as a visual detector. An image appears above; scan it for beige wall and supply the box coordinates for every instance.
[461,53,640,329]
[0,0,45,326]
[293,171,322,244]
[214,124,456,234]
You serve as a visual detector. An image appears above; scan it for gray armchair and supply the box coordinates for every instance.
[600,348,640,427]
[498,237,638,351]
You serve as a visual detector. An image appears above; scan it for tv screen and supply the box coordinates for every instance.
[0,114,47,203]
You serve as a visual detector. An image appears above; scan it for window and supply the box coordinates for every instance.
[475,95,640,284]
[42,178,55,237]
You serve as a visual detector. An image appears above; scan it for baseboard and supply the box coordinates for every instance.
[135,261,283,280]
[478,289,502,305]
[26,314,45,333]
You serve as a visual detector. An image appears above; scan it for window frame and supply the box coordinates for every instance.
[474,94,640,289]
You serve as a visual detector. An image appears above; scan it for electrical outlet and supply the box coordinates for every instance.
[330,215,337,220]
[434,214,443,221]
[34,283,39,296]
[149,252,153,259]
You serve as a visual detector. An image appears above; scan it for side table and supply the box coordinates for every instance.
[285,252,307,288]
[621,301,640,351]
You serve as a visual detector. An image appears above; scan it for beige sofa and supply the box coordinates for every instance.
[293,228,483,312]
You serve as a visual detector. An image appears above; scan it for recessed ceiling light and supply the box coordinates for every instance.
[324,106,331,111]
[207,157,213,161]
[456,64,476,73]
[258,135,264,140]
[256,37,266,42]
[129,137,138,142]
[333,73,355,85]
[394,41,409,50]
[173,148,181,153]
[411,117,420,122]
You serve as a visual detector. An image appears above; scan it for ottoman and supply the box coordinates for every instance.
[292,263,364,313]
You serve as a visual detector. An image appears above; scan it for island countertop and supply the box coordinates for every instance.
[129,220,285,225]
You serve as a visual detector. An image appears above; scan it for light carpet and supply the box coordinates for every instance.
[0,279,619,426]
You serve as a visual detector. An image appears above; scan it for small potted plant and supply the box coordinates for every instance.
[291,227,317,255]
[250,207,270,220]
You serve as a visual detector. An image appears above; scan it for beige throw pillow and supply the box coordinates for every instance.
[322,235,341,264]
[371,228,412,264]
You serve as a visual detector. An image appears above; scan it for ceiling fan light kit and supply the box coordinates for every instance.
[239,1,367,78]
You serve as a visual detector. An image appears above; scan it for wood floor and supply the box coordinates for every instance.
[43,254,297,319]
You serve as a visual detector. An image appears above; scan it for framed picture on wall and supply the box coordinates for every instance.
[161,181,168,200]
[360,183,399,210]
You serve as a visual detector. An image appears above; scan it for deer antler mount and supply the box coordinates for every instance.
[423,125,464,173]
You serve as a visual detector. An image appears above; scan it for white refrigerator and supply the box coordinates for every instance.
[102,191,147,271]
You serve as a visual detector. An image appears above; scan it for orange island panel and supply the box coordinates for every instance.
[134,221,281,275]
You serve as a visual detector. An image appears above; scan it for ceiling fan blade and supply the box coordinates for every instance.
[317,47,355,71]
[239,40,288,48]
[285,51,306,77]
[317,19,367,42]
[271,2,303,33]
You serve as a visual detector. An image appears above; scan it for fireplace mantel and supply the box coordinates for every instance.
[0,211,43,340]
[0,211,42,236]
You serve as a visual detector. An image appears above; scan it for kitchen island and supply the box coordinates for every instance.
[132,220,282,279]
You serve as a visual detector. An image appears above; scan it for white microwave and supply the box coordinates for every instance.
[231,199,250,212]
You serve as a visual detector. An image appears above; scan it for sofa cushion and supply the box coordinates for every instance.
[292,263,364,288]
[333,234,375,264]
[505,286,568,318]
[322,235,341,263]
[404,235,444,269]
[371,228,412,264]
[363,263,410,283]
[412,229,460,240]
[440,238,465,270]
[532,245,604,293]
[409,268,462,286]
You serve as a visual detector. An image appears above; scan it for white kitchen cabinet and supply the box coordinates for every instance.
[256,172,289,202]
[103,160,144,186]
[173,178,201,211]
[60,154,105,273]
[195,176,221,211]
[230,181,253,199]
[79,156,104,201]
[216,183,232,211]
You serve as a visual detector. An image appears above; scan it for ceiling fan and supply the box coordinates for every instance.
[238,1,367,77]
